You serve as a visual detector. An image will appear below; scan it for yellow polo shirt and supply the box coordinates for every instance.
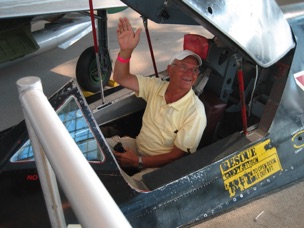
[135,75,206,156]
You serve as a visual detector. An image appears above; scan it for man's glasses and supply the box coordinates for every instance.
[172,64,200,75]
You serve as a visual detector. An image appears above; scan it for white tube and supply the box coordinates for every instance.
[17,76,131,228]
[24,114,66,228]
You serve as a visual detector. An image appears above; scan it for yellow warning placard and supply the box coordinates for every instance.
[220,139,282,197]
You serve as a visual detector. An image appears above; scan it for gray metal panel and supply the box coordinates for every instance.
[270,18,304,135]
[176,0,295,67]
[281,2,304,21]
[0,0,126,18]
[91,90,146,126]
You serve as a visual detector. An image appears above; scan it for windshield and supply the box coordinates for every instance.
[10,96,104,162]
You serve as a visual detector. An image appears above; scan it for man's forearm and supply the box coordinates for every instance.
[113,51,131,84]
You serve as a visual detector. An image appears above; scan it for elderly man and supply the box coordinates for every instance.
[108,17,206,180]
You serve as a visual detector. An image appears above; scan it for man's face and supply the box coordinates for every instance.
[168,56,200,91]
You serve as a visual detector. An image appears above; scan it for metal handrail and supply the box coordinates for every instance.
[17,76,131,228]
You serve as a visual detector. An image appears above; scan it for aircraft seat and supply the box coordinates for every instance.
[198,90,226,148]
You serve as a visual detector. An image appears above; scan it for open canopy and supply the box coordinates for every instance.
[122,0,295,67]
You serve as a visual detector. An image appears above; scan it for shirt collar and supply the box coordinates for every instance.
[159,83,194,111]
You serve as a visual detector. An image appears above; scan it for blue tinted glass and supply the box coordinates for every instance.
[11,97,103,162]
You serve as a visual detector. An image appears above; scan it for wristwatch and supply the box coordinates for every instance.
[138,155,144,171]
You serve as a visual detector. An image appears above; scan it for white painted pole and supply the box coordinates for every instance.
[18,78,66,228]
[17,76,131,228]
